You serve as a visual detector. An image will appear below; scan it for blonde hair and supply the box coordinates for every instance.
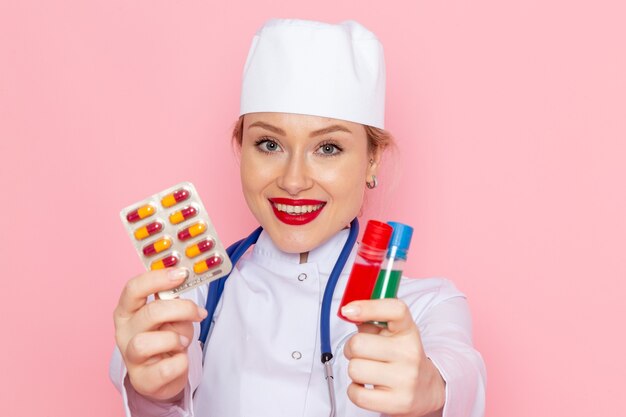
[231,115,395,155]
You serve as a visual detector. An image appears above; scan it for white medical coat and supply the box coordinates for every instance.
[110,229,486,416]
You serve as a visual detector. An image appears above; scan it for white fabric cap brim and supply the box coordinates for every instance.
[239,19,386,129]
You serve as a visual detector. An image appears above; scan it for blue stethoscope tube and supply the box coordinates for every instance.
[198,218,359,417]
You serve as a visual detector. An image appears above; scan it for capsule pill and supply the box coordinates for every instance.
[177,222,207,241]
[161,188,190,208]
[193,255,223,274]
[134,221,163,240]
[126,204,156,223]
[150,254,179,270]
[185,238,215,258]
[143,237,173,256]
[169,206,198,225]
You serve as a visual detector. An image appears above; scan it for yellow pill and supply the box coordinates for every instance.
[150,255,179,270]
[161,188,190,208]
[133,221,163,240]
[177,222,207,241]
[143,237,172,256]
[169,206,197,225]
[185,238,215,258]
[193,255,223,274]
[126,204,156,223]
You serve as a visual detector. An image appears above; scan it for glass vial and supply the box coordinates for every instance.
[338,220,393,323]
[370,221,414,326]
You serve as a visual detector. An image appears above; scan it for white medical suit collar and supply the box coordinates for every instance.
[251,227,355,274]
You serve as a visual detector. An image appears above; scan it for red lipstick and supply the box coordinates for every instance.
[268,198,326,226]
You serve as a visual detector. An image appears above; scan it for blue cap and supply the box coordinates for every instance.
[387,221,414,253]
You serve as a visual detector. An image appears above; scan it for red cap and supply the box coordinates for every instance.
[361,220,393,250]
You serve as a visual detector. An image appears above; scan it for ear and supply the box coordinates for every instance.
[366,147,383,178]
[232,115,245,161]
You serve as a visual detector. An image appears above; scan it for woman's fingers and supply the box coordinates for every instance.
[347,365,440,416]
[128,298,207,335]
[128,352,190,400]
[125,330,191,366]
[345,331,423,368]
[160,321,195,343]
[344,332,405,362]
[113,269,201,402]
[347,383,413,416]
[347,358,395,388]
[114,268,189,322]
[341,299,435,415]
[341,299,415,334]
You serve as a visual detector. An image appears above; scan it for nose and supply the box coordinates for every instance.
[276,152,314,196]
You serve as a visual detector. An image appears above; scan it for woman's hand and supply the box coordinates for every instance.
[341,299,446,417]
[113,268,208,402]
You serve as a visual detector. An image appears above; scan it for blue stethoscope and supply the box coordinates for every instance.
[198,218,359,417]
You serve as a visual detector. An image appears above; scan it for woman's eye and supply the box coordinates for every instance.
[257,139,281,153]
[318,143,341,155]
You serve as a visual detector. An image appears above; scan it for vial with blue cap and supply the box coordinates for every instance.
[370,221,414,326]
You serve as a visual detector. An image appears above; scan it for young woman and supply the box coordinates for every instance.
[111,19,486,417]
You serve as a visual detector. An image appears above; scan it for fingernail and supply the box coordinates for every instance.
[341,305,361,317]
[168,268,188,281]
[198,307,208,319]
[179,335,190,347]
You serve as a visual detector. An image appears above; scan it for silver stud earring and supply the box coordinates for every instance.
[366,175,378,189]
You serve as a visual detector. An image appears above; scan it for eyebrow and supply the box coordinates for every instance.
[248,121,353,137]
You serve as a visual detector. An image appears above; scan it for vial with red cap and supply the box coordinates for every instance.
[337,220,393,323]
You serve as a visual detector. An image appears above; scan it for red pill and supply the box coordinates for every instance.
[161,188,190,208]
[150,254,179,270]
[134,221,163,240]
[193,255,223,274]
[177,222,207,241]
[142,237,172,256]
[169,206,198,224]
[126,204,156,223]
[185,238,215,258]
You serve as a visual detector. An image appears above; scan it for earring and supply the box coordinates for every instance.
[366,175,378,189]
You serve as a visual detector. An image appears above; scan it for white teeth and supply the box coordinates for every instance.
[274,202,324,214]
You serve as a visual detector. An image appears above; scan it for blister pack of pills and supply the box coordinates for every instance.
[120,181,232,299]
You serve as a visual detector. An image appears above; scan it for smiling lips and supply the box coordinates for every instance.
[269,198,326,225]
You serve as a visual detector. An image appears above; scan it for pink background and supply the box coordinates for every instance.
[1,1,625,416]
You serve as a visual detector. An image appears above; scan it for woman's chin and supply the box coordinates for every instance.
[272,236,317,254]
[264,227,327,254]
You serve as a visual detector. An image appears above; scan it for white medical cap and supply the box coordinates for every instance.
[239,19,386,129]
